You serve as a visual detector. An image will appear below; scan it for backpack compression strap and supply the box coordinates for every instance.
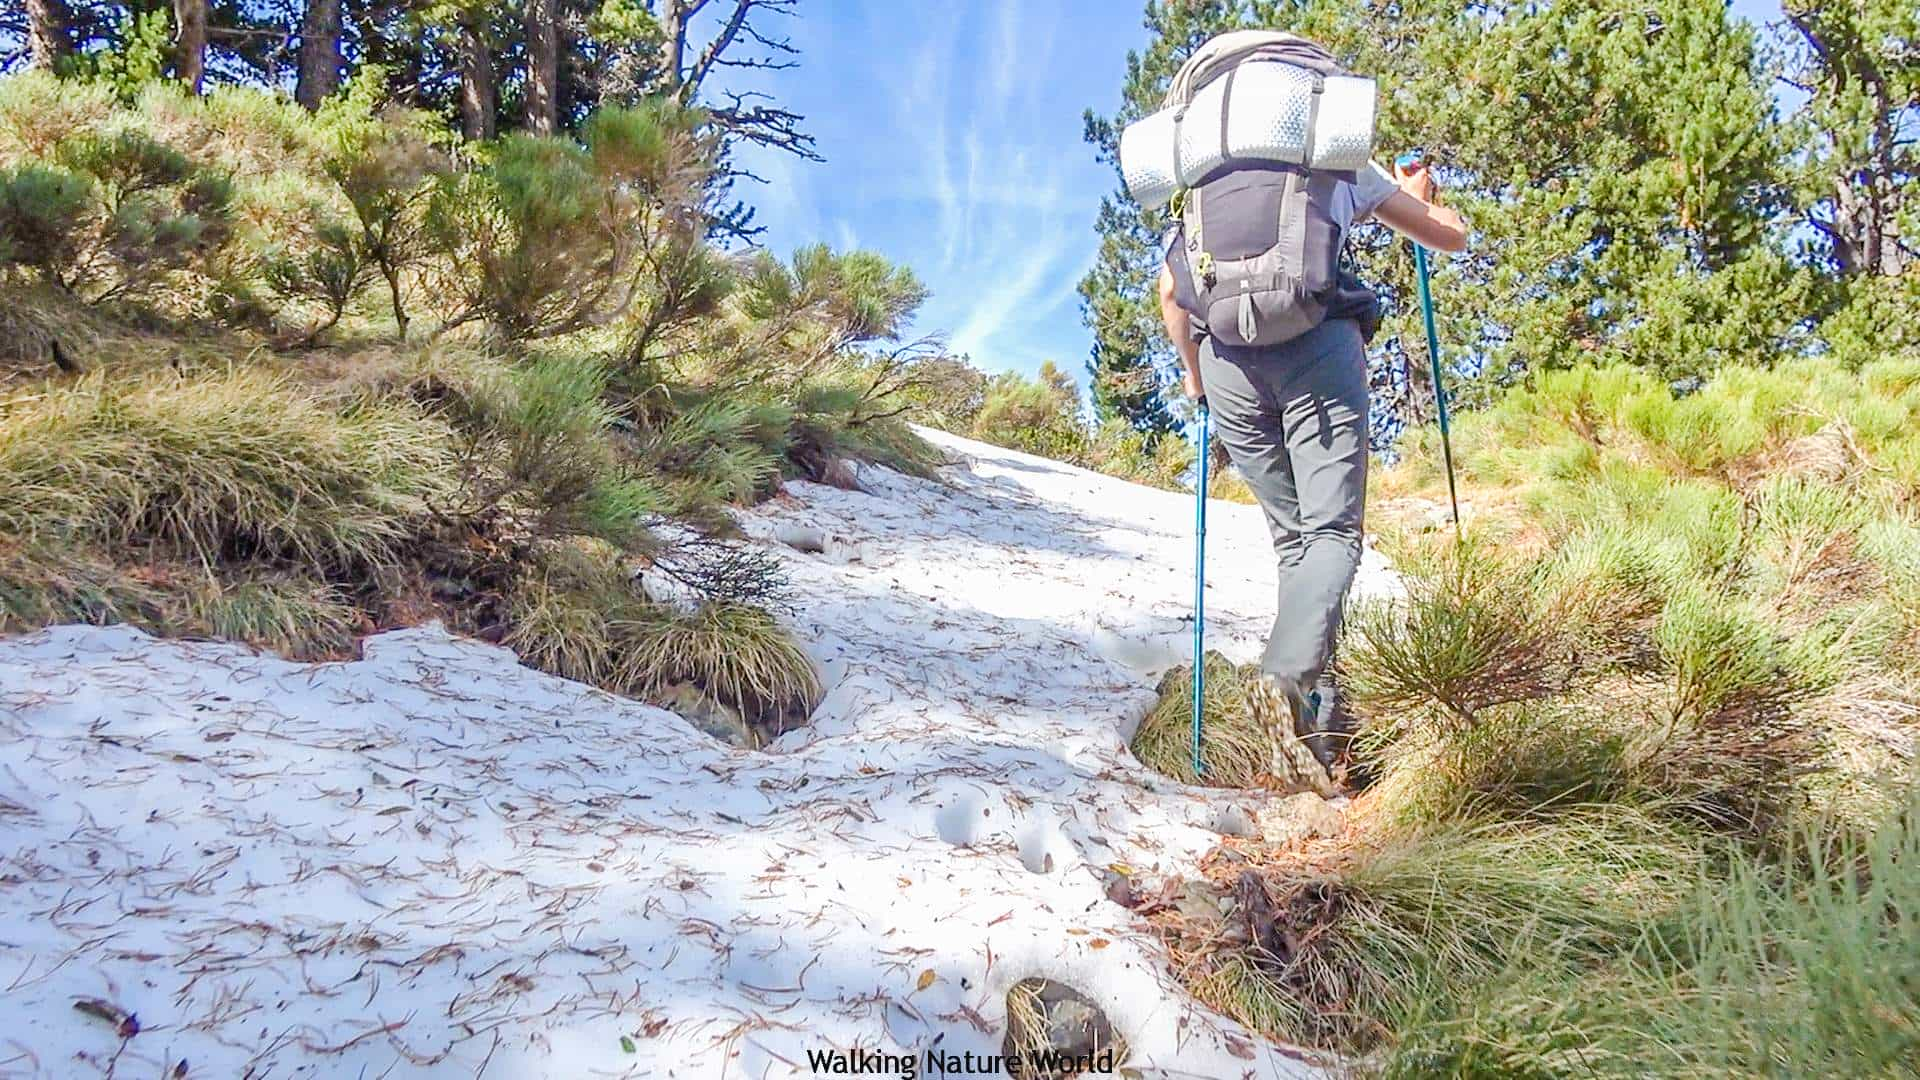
[1165,29,1326,108]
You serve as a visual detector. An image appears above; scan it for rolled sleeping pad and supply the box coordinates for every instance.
[1120,60,1377,210]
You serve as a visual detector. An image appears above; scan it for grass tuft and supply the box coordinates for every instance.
[1178,808,1705,1055]
[502,541,820,741]
[1382,794,1920,1078]
[179,570,361,659]
[0,368,451,570]
[1133,652,1275,788]
[611,601,821,735]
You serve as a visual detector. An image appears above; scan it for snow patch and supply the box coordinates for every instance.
[0,427,1390,1077]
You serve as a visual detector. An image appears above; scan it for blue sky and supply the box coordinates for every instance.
[725,0,1150,380]
[727,0,1788,383]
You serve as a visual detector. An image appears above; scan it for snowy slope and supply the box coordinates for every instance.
[0,428,1398,1079]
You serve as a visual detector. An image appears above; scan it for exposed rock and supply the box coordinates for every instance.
[1170,878,1226,924]
[1258,792,1345,844]
[652,680,814,751]
[1211,803,1259,837]
[654,681,758,749]
[1002,978,1129,1079]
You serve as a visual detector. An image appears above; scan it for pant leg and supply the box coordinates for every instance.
[1260,319,1370,685]
[1196,337,1307,600]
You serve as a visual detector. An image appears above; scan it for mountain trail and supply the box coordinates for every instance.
[0,428,1398,1078]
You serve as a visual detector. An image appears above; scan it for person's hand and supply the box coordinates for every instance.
[1394,157,1437,202]
[1182,368,1205,401]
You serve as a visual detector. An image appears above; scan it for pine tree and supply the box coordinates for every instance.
[1780,1,1917,280]
[172,0,206,92]
[1082,0,1807,435]
[295,0,343,110]
[1078,0,1245,434]
[1777,0,1920,364]
[25,0,75,71]
[523,0,561,134]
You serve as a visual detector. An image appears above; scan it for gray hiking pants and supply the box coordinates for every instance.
[1199,318,1368,689]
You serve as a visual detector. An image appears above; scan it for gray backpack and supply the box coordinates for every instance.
[1165,33,1363,348]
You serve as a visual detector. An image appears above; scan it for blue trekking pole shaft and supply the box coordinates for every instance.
[1191,400,1210,777]
[1399,151,1462,537]
[1413,243,1461,536]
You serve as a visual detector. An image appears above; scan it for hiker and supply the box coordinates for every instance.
[1154,33,1468,778]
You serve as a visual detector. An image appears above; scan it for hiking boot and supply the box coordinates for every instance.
[1246,674,1337,797]
[1293,685,1343,775]
[1303,681,1375,790]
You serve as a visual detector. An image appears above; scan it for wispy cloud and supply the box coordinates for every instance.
[726,0,1148,380]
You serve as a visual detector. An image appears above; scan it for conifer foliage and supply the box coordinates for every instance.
[0,66,941,726]
[1082,0,1917,435]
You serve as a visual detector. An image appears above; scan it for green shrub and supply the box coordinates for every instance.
[0,164,92,274]
[429,102,713,340]
[736,243,928,348]
[1645,589,1820,836]
[1384,796,1920,1078]
[637,393,789,516]
[492,351,664,543]
[0,72,118,160]
[1530,526,1676,668]
[970,363,1088,460]
[315,93,446,338]
[0,125,234,304]
[1339,540,1577,730]
[897,354,990,430]
[260,216,373,343]
[1368,701,1636,829]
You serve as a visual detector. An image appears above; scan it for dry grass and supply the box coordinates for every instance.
[0,542,160,631]
[1133,652,1276,788]
[1150,808,1705,1056]
[0,543,362,659]
[612,602,821,733]
[502,541,820,739]
[0,367,453,570]
[177,570,363,659]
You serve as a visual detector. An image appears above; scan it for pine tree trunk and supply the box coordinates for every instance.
[663,0,689,96]
[456,19,496,141]
[295,0,343,110]
[25,0,72,70]
[524,0,559,134]
[174,0,208,93]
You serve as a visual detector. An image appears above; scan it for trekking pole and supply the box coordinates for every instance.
[1191,398,1210,777]
[1399,153,1462,538]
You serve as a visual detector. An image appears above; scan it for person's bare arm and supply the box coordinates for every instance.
[1159,265,1205,400]
[1372,161,1469,252]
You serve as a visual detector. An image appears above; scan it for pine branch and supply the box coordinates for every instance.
[710,90,821,162]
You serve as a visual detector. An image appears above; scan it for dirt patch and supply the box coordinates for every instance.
[1136,828,1371,1054]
